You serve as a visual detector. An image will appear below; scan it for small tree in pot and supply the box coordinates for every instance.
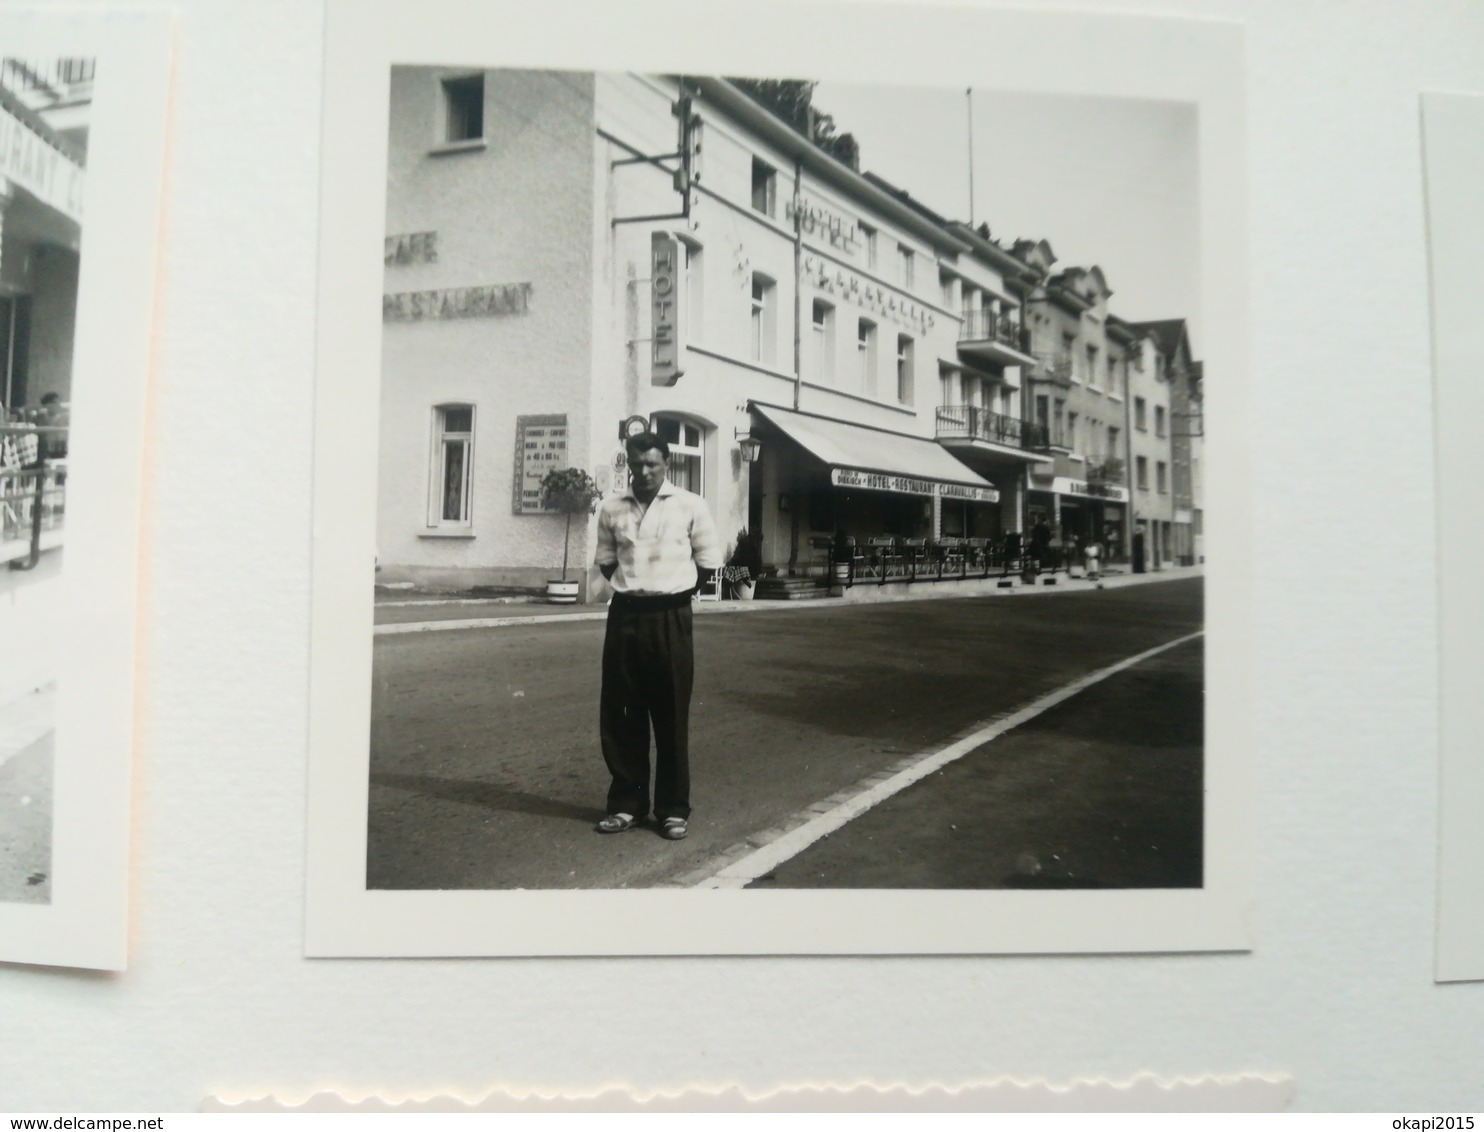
[539,466,603,603]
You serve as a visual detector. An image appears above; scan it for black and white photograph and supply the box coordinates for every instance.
[0,54,90,908]
[308,0,1251,956]
[0,11,169,970]
[369,68,1208,893]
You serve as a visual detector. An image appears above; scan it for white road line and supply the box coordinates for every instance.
[693,630,1205,889]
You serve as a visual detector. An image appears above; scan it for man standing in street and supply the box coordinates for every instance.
[592,431,722,841]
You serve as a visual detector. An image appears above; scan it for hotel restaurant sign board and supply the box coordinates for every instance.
[832,467,998,504]
[1050,475,1130,503]
[1,105,85,223]
[513,414,569,514]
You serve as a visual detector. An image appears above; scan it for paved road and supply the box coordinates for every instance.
[749,637,1202,890]
[367,577,1203,891]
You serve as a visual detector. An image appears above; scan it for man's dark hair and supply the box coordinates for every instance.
[40,392,61,406]
[624,431,670,460]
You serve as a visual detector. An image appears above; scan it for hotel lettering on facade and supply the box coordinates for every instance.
[378,69,1203,597]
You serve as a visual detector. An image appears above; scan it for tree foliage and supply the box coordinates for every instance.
[539,467,604,582]
[729,77,861,170]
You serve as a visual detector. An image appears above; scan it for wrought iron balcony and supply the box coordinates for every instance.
[959,308,1024,348]
[936,405,1049,451]
[956,308,1035,367]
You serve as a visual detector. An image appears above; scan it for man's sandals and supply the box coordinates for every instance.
[595,812,641,834]
[594,813,688,840]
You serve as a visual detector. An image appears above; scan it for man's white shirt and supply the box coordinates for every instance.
[594,479,724,596]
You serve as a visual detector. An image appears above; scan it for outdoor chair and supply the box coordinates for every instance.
[933,536,966,579]
[900,537,927,580]
[863,535,897,582]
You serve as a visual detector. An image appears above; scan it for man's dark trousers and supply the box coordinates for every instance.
[599,591,694,821]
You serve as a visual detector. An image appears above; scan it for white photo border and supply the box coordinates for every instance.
[0,9,173,971]
[308,0,1253,957]
[1422,90,1484,983]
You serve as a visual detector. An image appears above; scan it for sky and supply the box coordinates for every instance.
[811,81,1202,348]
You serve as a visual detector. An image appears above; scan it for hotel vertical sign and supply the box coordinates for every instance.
[651,231,685,385]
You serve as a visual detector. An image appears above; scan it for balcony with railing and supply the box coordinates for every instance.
[935,405,1049,455]
[957,307,1036,367]
[1086,457,1125,485]
[2,426,68,569]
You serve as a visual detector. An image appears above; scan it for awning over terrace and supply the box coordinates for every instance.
[752,403,999,504]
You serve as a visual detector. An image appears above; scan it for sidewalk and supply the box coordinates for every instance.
[0,683,55,771]
[374,565,1205,631]
[0,690,52,903]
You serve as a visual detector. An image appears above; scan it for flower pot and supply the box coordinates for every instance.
[545,579,579,604]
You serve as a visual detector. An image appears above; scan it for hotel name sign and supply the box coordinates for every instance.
[785,196,859,254]
[651,231,685,386]
[803,254,934,336]
[0,107,84,222]
[832,467,998,503]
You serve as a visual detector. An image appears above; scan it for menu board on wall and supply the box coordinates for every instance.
[512,414,569,514]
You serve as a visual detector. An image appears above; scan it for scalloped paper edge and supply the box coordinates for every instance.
[204,1074,1294,1112]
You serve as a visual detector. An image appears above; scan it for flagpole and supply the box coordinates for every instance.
[966,87,975,225]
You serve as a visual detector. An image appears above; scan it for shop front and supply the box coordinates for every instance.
[1027,473,1130,564]
[748,403,999,578]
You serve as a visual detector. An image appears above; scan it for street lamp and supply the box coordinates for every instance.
[735,429,762,463]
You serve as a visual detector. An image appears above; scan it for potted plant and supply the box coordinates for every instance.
[539,466,603,604]
[722,528,763,600]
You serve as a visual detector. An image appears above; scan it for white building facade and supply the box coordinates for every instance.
[379,70,1053,599]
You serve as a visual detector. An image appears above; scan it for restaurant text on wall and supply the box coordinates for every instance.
[384,231,438,265]
[513,414,569,514]
[383,282,533,322]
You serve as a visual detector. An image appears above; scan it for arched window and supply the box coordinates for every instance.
[429,403,474,528]
[653,415,704,496]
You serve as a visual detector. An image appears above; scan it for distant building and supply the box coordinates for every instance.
[0,56,88,709]
[1133,319,1203,565]
[1014,243,1135,561]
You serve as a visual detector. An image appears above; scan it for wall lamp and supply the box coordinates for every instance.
[734,429,762,463]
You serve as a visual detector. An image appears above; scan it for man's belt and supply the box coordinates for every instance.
[609,589,694,611]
